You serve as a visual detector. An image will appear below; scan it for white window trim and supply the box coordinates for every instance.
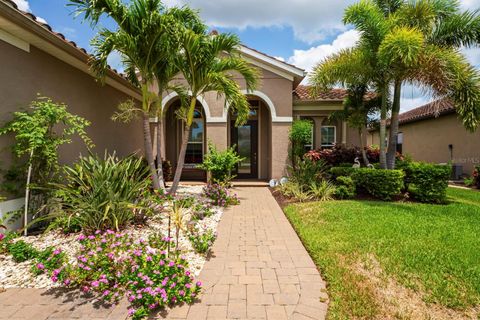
[321,126,336,147]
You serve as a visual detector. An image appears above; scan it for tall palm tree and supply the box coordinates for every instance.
[384,0,480,168]
[69,0,199,190]
[312,0,480,169]
[169,31,258,195]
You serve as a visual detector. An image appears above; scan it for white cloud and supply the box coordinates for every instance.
[36,16,47,24]
[11,0,30,12]
[460,0,480,9]
[107,51,125,73]
[288,29,360,73]
[164,0,355,43]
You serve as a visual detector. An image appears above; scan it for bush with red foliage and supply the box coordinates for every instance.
[305,145,404,166]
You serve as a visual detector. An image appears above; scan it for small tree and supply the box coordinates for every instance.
[289,119,313,170]
[197,141,244,186]
[0,97,93,234]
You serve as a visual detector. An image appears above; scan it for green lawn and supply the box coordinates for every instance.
[284,187,480,319]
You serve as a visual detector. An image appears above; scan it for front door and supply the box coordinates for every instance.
[231,120,258,179]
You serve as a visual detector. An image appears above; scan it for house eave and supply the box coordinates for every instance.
[0,0,141,100]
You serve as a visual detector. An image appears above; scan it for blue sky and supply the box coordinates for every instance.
[13,0,480,112]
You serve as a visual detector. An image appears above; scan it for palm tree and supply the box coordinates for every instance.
[312,0,480,169]
[69,0,200,190]
[384,0,480,168]
[169,31,259,195]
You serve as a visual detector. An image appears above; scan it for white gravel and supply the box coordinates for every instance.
[0,185,223,289]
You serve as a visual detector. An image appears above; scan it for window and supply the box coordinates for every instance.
[185,110,204,165]
[396,132,403,154]
[321,126,336,148]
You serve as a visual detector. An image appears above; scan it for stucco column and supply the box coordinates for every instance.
[342,121,347,144]
[206,122,228,150]
[312,117,325,149]
[271,122,291,179]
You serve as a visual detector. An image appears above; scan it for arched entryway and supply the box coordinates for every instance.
[228,96,272,180]
[163,98,207,181]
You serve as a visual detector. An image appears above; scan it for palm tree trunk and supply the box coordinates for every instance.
[156,116,166,189]
[359,128,370,166]
[379,85,388,169]
[169,125,190,195]
[155,90,165,191]
[143,113,160,190]
[170,97,197,195]
[387,80,402,169]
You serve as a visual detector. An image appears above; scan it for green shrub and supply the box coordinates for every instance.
[47,153,152,232]
[289,119,313,163]
[329,166,357,178]
[7,240,39,262]
[474,165,480,188]
[197,142,243,185]
[309,180,336,201]
[334,176,356,199]
[277,181,311,202]
[352,169,404,200]
[404,162,451,203]
[188,228,217,255]
[289,158,328,188]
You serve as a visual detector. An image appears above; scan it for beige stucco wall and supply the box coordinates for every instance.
[0,40,143,170]
[368,114,480,174]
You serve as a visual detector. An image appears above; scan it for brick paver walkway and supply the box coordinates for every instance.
[166,187,328,319]
[0,187,328,319]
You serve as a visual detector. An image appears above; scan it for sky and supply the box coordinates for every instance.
[12,0,480,112]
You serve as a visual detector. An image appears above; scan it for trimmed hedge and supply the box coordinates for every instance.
[404,162,451,203]
[329,166,358,178]
[352,169,404,200]
[334,176,356,199]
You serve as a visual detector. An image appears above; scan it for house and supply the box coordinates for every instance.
[0,0,360,182]
[368,99,480,175]
[0,0,143,171]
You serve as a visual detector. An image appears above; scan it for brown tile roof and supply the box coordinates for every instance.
[3,0,128,78]
[397,98,455,125]
[293,85,376,102]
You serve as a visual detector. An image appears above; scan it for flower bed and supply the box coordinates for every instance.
[0,185,223,289]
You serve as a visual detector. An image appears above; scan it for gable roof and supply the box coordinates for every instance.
[239,45,306,86]
[397,98,455,125]
[294,85,377,103]
[0,0,141,99]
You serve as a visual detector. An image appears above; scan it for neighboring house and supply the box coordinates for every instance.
[0,0,360,182]
[368,99,480,175]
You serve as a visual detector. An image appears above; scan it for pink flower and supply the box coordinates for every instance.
[63,279,71,285]
[51,275,58,282]
[36,263,45,270]
[103,290,110,296]
[196,281,202,287]
[77,234,86,241]
[0,234,5,241]
[128,308,136,316]
[91,280,99,288]
[53,248,62,255]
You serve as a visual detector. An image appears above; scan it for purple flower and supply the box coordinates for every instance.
[196,281,202,287]
[51,275,58,282]
[128,308,136,316]
[63,279,71,286]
